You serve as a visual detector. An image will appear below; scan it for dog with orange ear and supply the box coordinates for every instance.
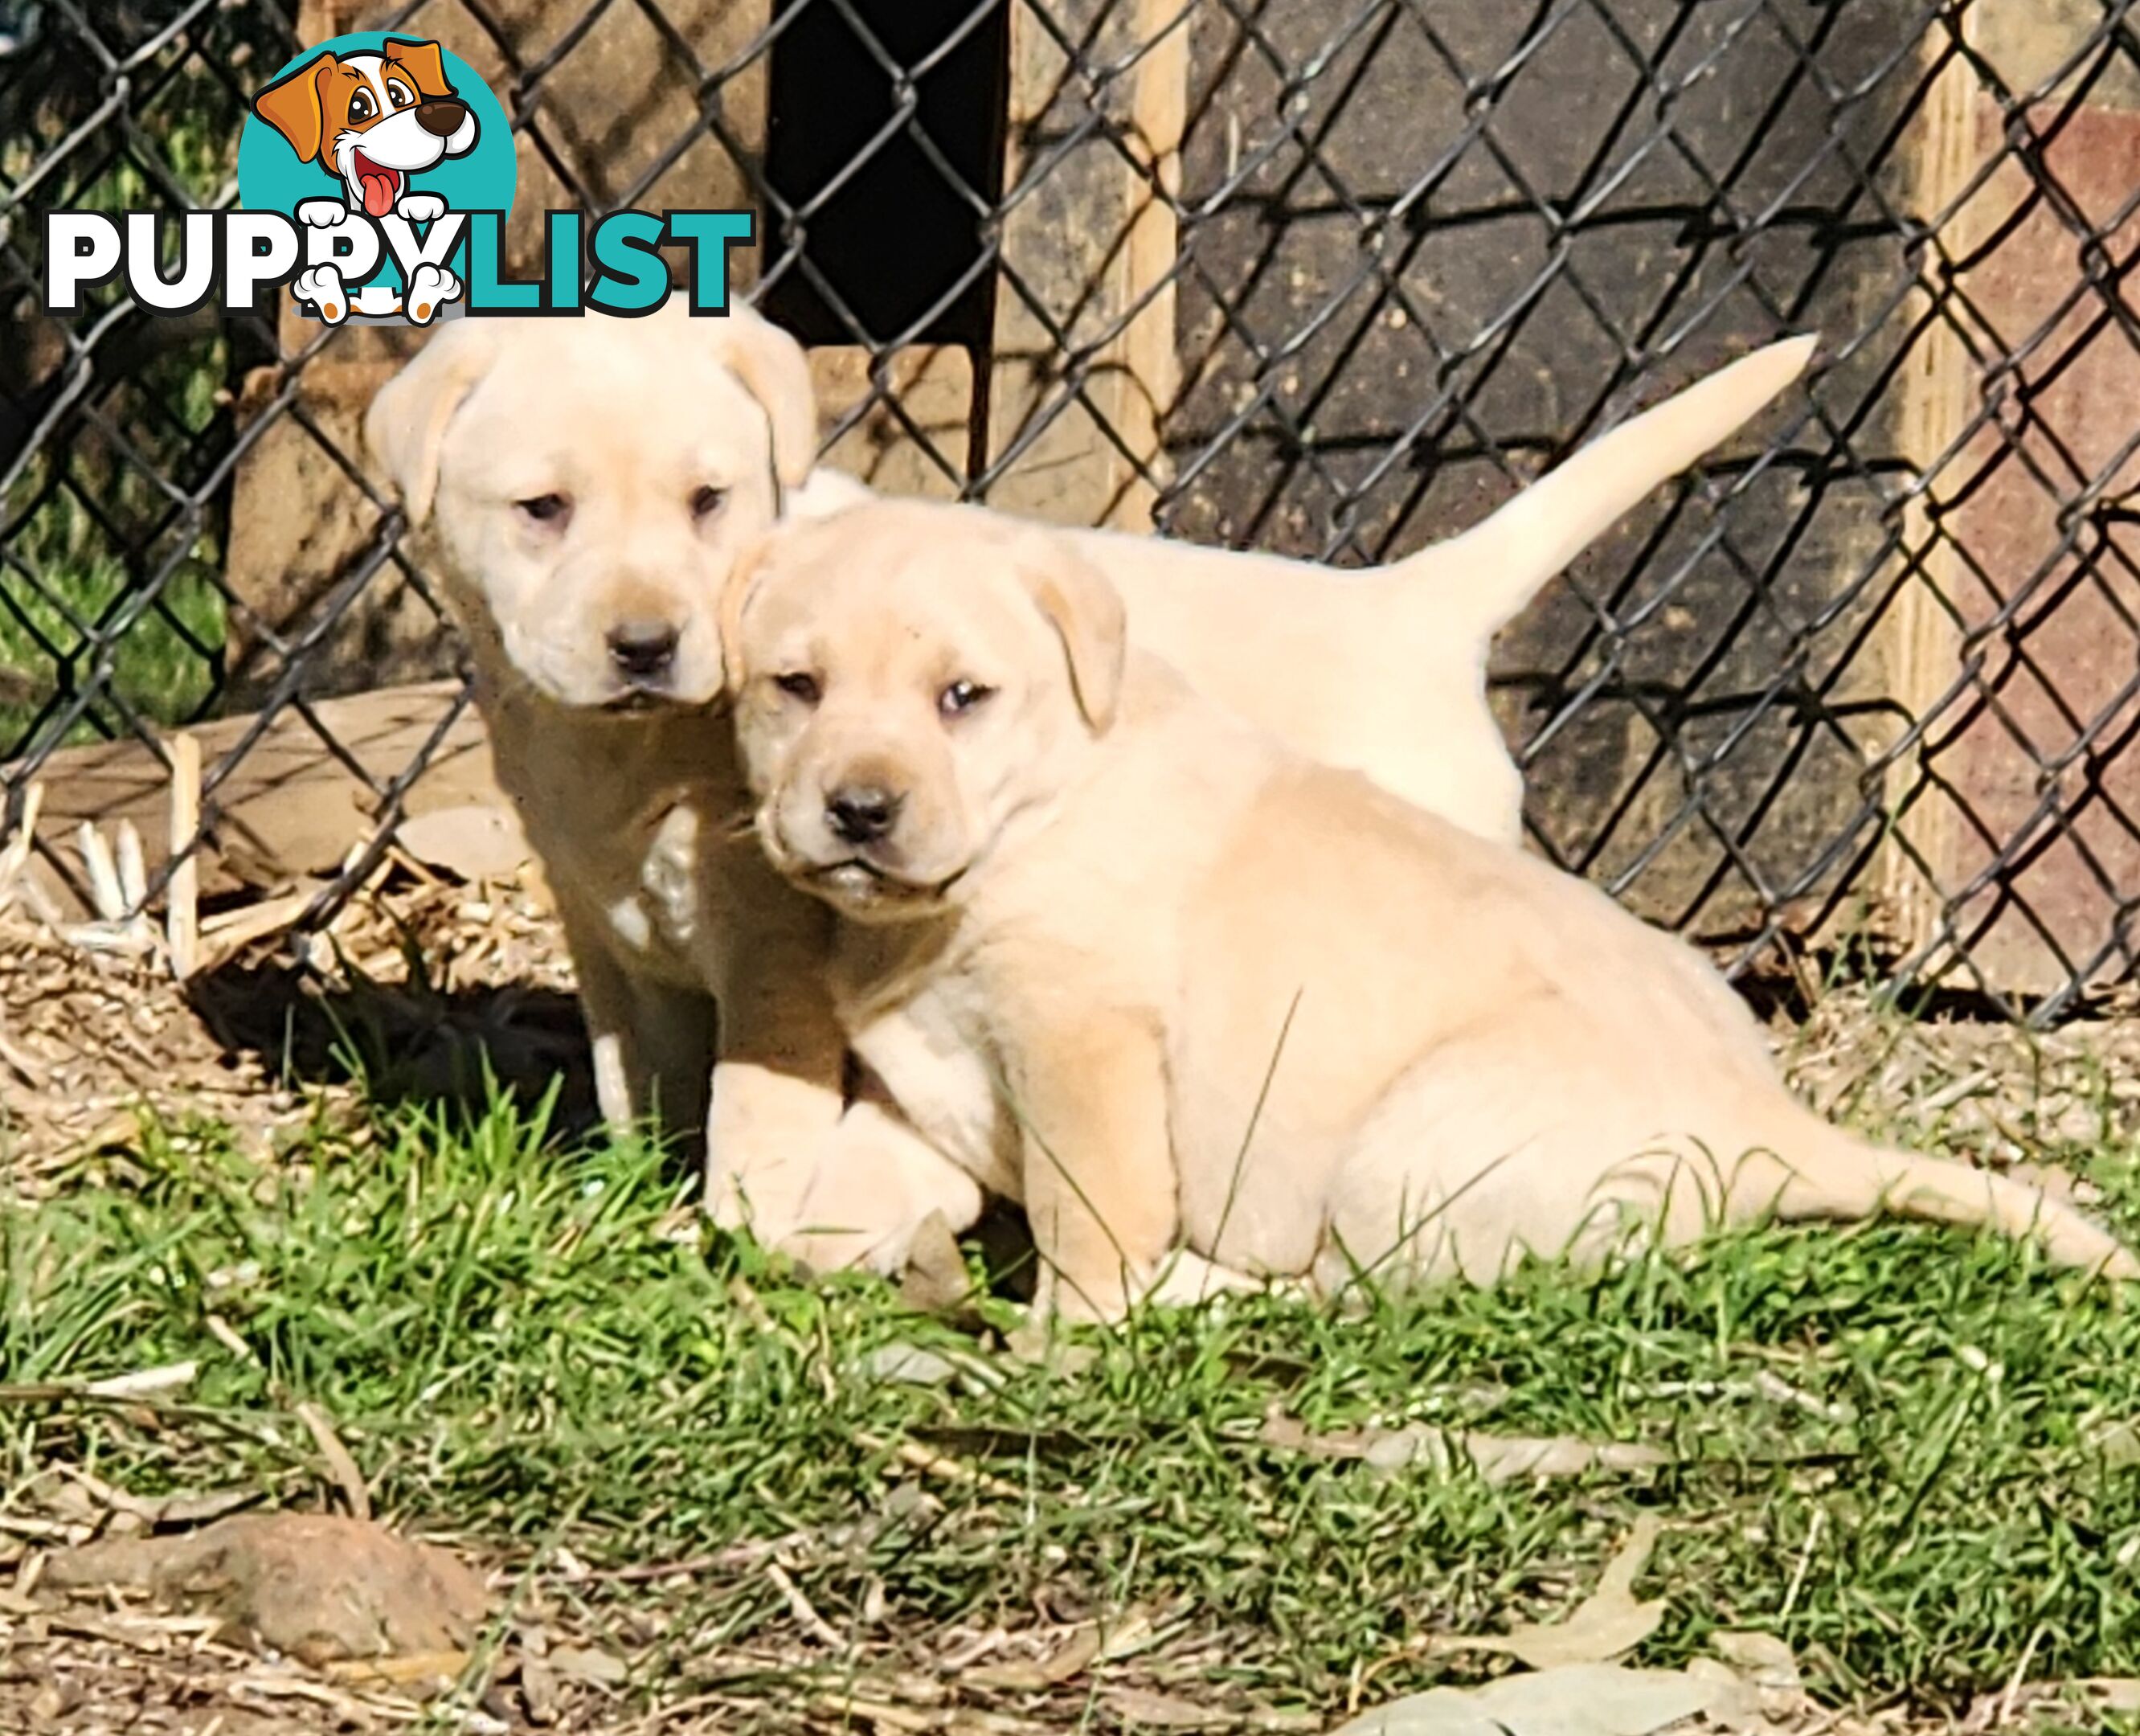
[251,38,477,227]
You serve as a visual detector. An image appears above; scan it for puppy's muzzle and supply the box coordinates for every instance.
[415,98,469,137]
[606,619,681,686]
[825,784,903,847]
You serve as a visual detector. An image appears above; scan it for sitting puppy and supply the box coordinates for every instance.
[723,500,2140,1319]
[363,303,1813,1272]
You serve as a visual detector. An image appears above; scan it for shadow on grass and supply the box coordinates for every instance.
[185,956,605,1145]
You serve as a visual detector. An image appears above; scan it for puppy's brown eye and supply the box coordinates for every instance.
[773,672,821,706]
[939,679,994,718]
[691,485,727,520]
[348,89,374,123]
[516,493,570,526]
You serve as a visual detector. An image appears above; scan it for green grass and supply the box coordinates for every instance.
[0,483,226,755]
[7,1076,2140,1721]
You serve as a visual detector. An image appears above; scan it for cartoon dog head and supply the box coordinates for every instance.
[252,39,477,219]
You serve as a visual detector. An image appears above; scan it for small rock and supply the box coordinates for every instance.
[2056,1102,2105,1144]
[43,1511,493,1664]
[857,1343,964,1387]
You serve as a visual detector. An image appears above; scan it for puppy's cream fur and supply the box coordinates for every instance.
[366,303,1815,1272]
[726,500,2140,1318]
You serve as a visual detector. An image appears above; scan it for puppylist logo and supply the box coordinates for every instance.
[43,31,755,326]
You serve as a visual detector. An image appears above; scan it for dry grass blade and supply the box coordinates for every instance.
[856,1430,1026,1501]
[764,1559,845,1648]
[83,1361,198,1400]
[295,1399,372,1521]
[77,818,125,921]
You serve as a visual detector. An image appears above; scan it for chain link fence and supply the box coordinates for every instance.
[4,0,2139,1019]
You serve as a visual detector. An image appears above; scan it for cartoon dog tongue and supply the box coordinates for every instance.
[359,165,399,217]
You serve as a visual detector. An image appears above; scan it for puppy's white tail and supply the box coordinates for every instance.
[1395,334,1819,639]
[1728,1121,2139,1280]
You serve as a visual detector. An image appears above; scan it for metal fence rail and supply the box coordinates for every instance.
[5,0,2140,1018]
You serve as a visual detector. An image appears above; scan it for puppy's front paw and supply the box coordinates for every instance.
[396,192,447,224]
[403,262,462,326]
[1140,1248,1273,1310]
[702,1060,846,1244]
[295,198,350,229]
[292,264,350,325]
[1031,1261,1138,1327]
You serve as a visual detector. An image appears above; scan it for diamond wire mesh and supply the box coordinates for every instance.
[2,0,2138,1018]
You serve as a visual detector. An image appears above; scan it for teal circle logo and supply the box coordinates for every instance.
[237,33,514,326]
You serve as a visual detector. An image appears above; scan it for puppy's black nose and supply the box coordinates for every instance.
[414,97,469,137]
[826,785,902,845]
[607,620,679,683]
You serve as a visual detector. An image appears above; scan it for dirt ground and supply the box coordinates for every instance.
[6,857,2140,1734]
[5,1529,2138,1736]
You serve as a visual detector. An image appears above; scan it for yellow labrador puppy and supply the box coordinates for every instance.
[364,302,1813,1272]
[722,499,2140,1319]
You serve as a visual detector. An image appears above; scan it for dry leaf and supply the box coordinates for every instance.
[1435,1517,1664,1668]
[519,1650,561,1725]
[549,1643,629,1688]
[1261,1412,1667,1486]
[1708,1632,1798,1692]
[2089,1419,2140,1468]
[857,1338,1005,1394]
[968,1608,1163,1693]
[1463,1435,1671,1484]
[323,1649,471,1687]
[1104,1687,1238,1729]
[1330,1663,1722,1736]
[1691,1632,1808,1734]
[862,1344,967,1388]
[968,1627,1102,1692]
[1005,1315,1100,1374]
[52,1465,257,1529]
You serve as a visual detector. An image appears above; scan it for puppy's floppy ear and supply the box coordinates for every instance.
[712,309,820,490]
[383,38,454,99]
[252,52,336,163]
[1017,533,1126,732]
[363,321,499,527]
[718,534,777,694]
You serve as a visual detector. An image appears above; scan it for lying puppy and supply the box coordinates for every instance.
[723,499,2140,1318]
[364,303,1813,1270]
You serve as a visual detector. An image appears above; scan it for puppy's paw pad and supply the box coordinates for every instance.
[295,199,350,229]
[397,192,447,223]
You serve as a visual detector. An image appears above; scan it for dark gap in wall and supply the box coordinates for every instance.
[761,0,1009,349]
